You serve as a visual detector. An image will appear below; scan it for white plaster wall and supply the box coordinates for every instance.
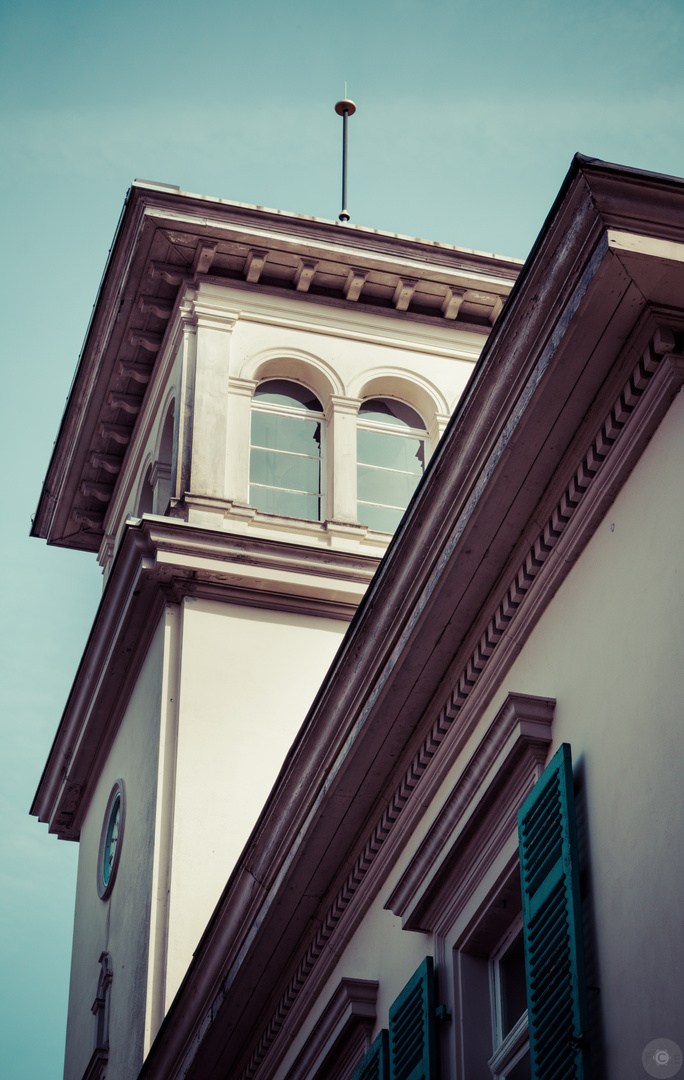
[63,617,165,1080]
[271,390,684,1080]
[164,597,347,1007]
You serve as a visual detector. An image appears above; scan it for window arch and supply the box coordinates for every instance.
[357,398,427,533]
[249,379,324,521]
[138,464,154,517]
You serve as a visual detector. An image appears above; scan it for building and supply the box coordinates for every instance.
[30,179,519,1080]
[31,156,684,1080]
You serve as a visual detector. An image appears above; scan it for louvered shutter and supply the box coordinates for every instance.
[518,743,590,1080]
[351,1029,389,1080]
[388,956,436,1080]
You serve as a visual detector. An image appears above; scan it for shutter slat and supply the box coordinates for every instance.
[388,957,436,1080]
[518,743,590,1080]
[351,1030,389,1080]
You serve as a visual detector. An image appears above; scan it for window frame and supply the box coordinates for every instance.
[356,396,428,534]
[249,379,327,522]
[487,915,530,1080]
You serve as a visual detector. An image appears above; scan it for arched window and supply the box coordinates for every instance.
[250,379,324,521]
[357,398,427,533]
[138,465,154,517]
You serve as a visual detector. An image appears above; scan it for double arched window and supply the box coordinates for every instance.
[249,382,429,532]
[356,398,427,533]
[249,380,324,521]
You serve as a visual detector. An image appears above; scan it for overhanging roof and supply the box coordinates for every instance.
[31,183,521,554]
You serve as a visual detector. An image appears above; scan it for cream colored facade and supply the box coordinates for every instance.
[269,386,684,1080]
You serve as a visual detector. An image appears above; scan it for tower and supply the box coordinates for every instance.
[30,180,520,1080]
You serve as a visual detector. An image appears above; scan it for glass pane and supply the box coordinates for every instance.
[500,932,528,1036]
[252,412,321,455]
[253,379,322,411]
[357,502,405,533]
[358,464,421,508]
[358,398,425,429]
[250,484,320,520]
[358,429,425,473]
[250,448,320,493]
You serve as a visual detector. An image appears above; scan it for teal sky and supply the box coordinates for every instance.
[2,1,684,1076]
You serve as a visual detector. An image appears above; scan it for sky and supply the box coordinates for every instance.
[2,0,684,1076]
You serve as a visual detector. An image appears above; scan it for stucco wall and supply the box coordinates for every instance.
[164,597,348,1007]
[272,390,684,1080]
[488,387,684,1076]
[63,617,165,1080]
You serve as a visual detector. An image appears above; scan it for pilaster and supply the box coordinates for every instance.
[226,377,258,505]
[174,289,239,505]
[326,396,361,523]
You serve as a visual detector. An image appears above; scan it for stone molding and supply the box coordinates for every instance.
[80,1049,108,1080]
[385,692,554,931]
[281,979,377,1080]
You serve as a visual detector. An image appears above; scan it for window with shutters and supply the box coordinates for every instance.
[388,957,437,1080]
[249,379,324,520]
[351,1030,389,1080]
[488,917,530,1079]
[381,695,561,1080]
[451,865,530,1080]
[350,958,437,1080]
[517,743,590,1080]
[451,745,590,1080]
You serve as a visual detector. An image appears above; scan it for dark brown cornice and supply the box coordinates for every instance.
[134,158,684,1080]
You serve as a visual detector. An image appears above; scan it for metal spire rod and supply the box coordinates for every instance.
[334,93,356,222]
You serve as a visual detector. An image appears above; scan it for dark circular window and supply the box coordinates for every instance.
[97,780,125,900]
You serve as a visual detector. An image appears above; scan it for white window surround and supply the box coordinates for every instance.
[488,917,530,1080]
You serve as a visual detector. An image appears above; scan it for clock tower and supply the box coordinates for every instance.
[31,180,519,1080]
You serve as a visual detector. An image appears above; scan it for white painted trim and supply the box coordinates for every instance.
[144,605,182,1051]
[190,282,484,362]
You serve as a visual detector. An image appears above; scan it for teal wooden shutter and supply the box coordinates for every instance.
[351,1029,389,1080]
[388,956,436,1080]
[518,743,590,1079]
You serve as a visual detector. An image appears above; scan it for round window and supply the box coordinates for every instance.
[97,781,125,900]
